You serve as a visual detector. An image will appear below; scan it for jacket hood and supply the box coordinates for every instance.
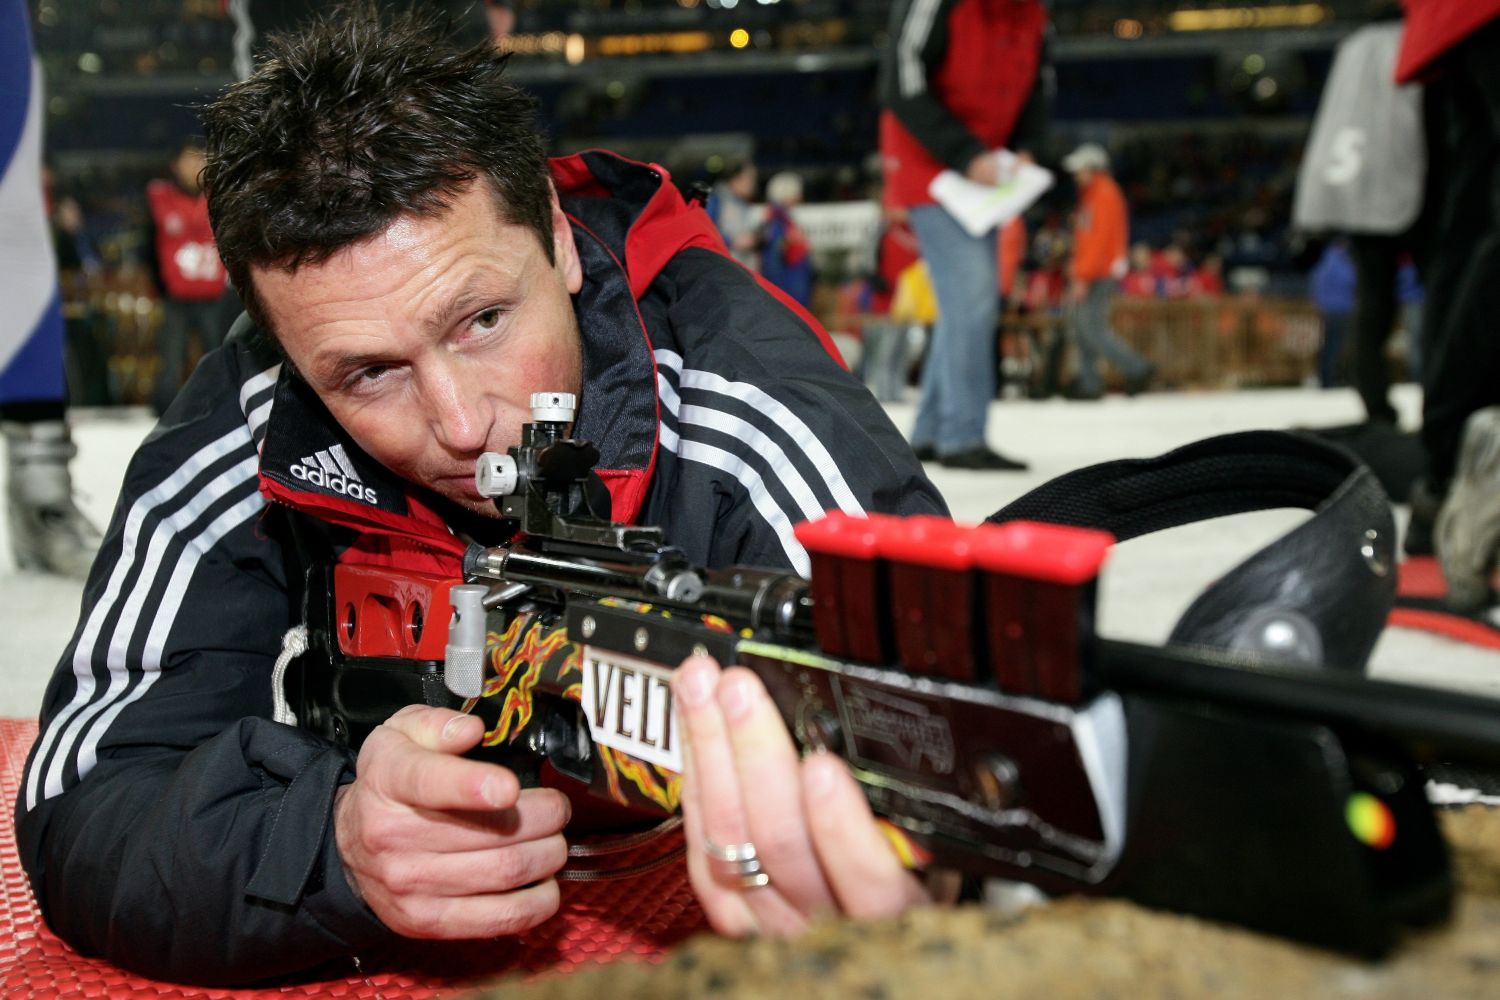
[553,150,731,300]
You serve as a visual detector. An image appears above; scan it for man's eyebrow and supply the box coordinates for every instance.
[306,271,519,384]
[421,272,512,333]
[311,351,396,386]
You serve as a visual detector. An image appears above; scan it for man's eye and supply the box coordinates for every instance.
[472,307,504,332]
[343,365,391,392]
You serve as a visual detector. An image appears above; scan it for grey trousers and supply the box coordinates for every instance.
[153,290,240,415]
[1068,278,1150,395]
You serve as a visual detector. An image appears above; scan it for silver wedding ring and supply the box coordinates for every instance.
[703,836,772,889]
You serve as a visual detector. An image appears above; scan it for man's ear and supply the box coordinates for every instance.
[549,184,583,294]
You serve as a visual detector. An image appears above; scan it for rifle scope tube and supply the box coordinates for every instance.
[469,545,814,646]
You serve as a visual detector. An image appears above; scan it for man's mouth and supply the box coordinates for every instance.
[434,471,483,497]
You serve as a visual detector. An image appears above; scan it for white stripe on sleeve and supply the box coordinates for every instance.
[71,487,268,783]
[653,348,871,575]
[898,0,944,99]
[24,428,258,808]
[659,353,864,516]
[34,455,262,804]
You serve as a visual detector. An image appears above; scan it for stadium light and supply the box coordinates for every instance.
[1169,4,1327,32]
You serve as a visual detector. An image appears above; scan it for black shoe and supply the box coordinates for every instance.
[912,444,937,462]
[938,447,1030,471]
[1405,478,1442,557]
[1124,364,1156,397]
[1063,383,1103,401]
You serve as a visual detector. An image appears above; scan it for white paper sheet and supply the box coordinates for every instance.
[928,149,1055,238]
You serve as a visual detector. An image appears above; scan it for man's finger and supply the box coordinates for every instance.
[404,788,574,852]
[375,786,574,855]
[383,878,564,940]
[365,834,570,901]
[675,658,813,936]
[382,704,486,753]
[802,752,929,920]
[718,668,837,918]
[673,657,752,847]
[674,657,758,937]
[368,731,522,813]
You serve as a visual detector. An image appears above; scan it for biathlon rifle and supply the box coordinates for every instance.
[283,392,1500,957]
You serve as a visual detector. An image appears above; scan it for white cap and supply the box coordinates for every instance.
[530,391,577,423]
[475,452,518,498]
[1062,142,1110,173]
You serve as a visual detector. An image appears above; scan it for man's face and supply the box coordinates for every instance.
[731,166,756,199]
[255,179,585,516]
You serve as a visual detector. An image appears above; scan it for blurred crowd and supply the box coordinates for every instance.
[11,1,1444,437]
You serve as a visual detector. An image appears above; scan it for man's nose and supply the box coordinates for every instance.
[424,360,493,454]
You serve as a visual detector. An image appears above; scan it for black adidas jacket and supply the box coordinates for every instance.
[15,152,946,986]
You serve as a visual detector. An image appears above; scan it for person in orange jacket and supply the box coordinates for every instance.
[1062,142,1154,400]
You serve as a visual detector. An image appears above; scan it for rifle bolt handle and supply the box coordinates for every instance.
[444,584,490,698]
[475,452,519,498]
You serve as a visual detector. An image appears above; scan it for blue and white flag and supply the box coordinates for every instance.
[0,0,66,406]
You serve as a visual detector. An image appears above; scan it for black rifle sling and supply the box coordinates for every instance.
[987,430,1397,672]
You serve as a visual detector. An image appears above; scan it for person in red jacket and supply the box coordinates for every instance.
[146,139,240,414]
[879,0,1048,471]
[1186,253,1227,298]
[1062,142,1153,400]
[1394,0,1500,607]
[1119,242,1159,298]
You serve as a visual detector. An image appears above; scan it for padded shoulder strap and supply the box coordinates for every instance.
[989,431,1397,673]
[989,431,1357,540]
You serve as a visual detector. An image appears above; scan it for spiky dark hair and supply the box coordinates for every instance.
[201,3,552,335]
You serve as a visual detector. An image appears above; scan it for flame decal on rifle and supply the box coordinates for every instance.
[479,613,580,746]
[597,746,682,811]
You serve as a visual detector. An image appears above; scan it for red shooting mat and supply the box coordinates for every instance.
[0,718,706,998]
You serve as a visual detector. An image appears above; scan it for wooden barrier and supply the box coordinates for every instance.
[78,272,1328,408]
[1112,296,1323,389]
[997,296,1324,392]
[61,266,163,408]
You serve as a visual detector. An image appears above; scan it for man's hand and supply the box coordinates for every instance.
[965,152,1000,186]
[333,705,572,939]
[672,655,930,937]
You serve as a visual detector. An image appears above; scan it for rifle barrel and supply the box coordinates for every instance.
[1097,638,1500,767]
